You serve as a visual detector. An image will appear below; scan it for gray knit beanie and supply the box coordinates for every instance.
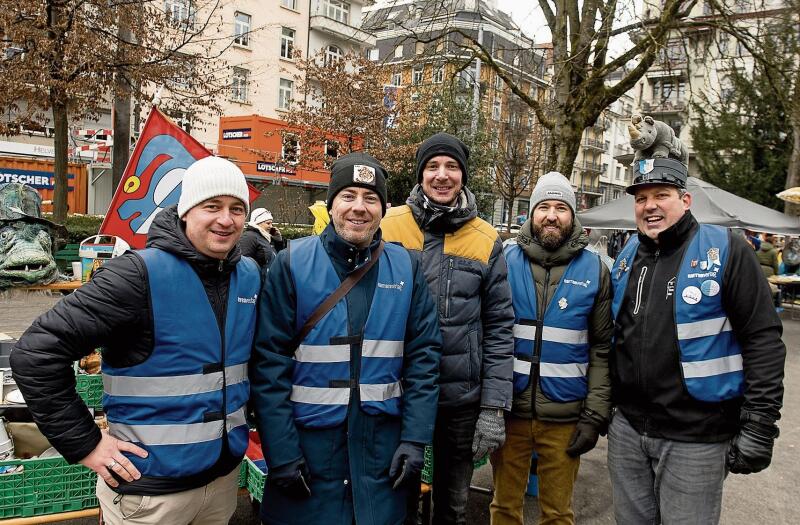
[530,171,576,215]
[177,156,250,218]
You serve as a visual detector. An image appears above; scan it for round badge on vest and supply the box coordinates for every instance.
[682,286,702,304]
[701,279,720,297]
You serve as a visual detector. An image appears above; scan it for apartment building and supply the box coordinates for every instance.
[634,0,787,175]
[362,0,550,224]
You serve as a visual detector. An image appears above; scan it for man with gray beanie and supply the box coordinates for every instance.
[250,152,442,525]
[490,171,612,525]
[382,132,514,525]
[11,155,259,524]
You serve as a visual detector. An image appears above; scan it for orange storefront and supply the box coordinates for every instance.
[0,156,88,214]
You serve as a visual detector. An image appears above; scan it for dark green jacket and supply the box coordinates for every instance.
[757,241,779,277]
[510,217,613,423]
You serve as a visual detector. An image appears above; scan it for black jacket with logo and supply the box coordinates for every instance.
[612,212,785,442]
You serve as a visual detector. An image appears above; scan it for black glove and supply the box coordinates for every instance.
[565,410,604,458]
[727,419,780,475]
[268,457,311,499]
[389,442,425,490]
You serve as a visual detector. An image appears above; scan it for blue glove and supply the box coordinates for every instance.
[389,442,425,490]
[268,457,311,499]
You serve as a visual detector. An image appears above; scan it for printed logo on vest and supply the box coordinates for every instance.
[564,278,591,288]
[377,281,405,290]
[237,294,258,304]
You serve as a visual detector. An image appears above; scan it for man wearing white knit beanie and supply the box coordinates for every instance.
[11,154,260,525]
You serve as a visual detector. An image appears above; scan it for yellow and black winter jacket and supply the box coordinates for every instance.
[381,187,514,409]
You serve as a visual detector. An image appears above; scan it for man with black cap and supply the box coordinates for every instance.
[382,132,514,524]
[608,156,786,524]
[491,172,612,525]
[250,152,442,525]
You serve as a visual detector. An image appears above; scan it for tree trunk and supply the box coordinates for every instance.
[51,95,69,223]
[112,8,133,191]
[785,79,800,216]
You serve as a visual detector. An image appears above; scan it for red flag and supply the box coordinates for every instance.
[99,107,260,248]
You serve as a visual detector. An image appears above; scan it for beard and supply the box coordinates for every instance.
[533,220,572,250]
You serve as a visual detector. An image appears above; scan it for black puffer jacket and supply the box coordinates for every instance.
[612,212,785,442]
[239,224,276,268]
[10,205,246,494]
[381,186,514,409]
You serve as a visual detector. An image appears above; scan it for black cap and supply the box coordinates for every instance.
[415,132,470,186]
[326,152,389,215]
[626,158,688,195]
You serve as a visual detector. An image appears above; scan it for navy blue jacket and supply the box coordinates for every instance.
[250,224,441,525]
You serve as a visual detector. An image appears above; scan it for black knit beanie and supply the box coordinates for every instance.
[415,132,470,186]
[326,152,389,215]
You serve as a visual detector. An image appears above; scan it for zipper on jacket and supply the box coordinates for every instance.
[638,249,659,436]
[444,258,453,318]
[217,269,229,446]
[531,267,551,413]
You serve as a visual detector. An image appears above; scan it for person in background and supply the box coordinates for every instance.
[757,233,780,278]
[11,156,259,525]
[240,207,277,268]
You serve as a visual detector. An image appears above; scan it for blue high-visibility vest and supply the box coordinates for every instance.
[505,244,600,401]
[611,225,744,402]
[103,249,259,478]
[289,236,413,429]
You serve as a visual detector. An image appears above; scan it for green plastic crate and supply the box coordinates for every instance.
[238,459,248,488]
[420,446,489,485]
[0,457,97,519]
[76,373,103,410]
[245,457,266,503]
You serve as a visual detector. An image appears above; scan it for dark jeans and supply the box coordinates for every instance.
[406,403,481,525]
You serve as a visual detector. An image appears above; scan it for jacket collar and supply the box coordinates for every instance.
[320,222,382,274]
[406,184,478,233]
[516,216,589,268]
[638,210,697,254]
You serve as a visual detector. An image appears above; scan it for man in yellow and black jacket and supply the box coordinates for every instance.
[382,132,514,525]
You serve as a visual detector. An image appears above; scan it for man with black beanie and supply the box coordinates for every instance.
[382,133,514,524]
[250,152,442,525]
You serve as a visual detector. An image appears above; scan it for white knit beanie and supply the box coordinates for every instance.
[249,208,273,226]
[177,156,250,218]
[530,171,576,215]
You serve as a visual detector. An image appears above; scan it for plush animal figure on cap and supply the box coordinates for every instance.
[628,115,689,166]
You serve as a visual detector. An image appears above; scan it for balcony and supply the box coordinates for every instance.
[582,138,606,152]
[576,161,604,174]
[615,144,632,156]
[575,183,603,196]
[641,100,686,114]
[309,15,376,47]
[647,60,688,78]
[592,117,610,130]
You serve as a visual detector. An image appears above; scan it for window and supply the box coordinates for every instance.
[527,114,535,129]
[368,48,379,61]
[525,140,532,156]
[280,27,295,59]
[394,45,403,59]
[390,72,402,87]
[325,140,339,169]
[281,0,297,9]
[616,166,622,180]
[231,67,249,102]
[458,60,478,88]
[494,74,503,91]
[415,42,424,55]
[282,133,300,164]
[412,65,424,85]
[165,0,194,27]
[324,0,350,24]
[492,96,502,121]
[234,12,251,47]
[432,64,444,84]
[278,78,294,109]
[325,45,342,65]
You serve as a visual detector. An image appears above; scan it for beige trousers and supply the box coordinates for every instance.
[97,464,240,525]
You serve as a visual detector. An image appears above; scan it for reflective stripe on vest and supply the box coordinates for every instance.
[504,243,600,401]
[103,249,259,478]
[288,236,413,429]
[611,225,744,402]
